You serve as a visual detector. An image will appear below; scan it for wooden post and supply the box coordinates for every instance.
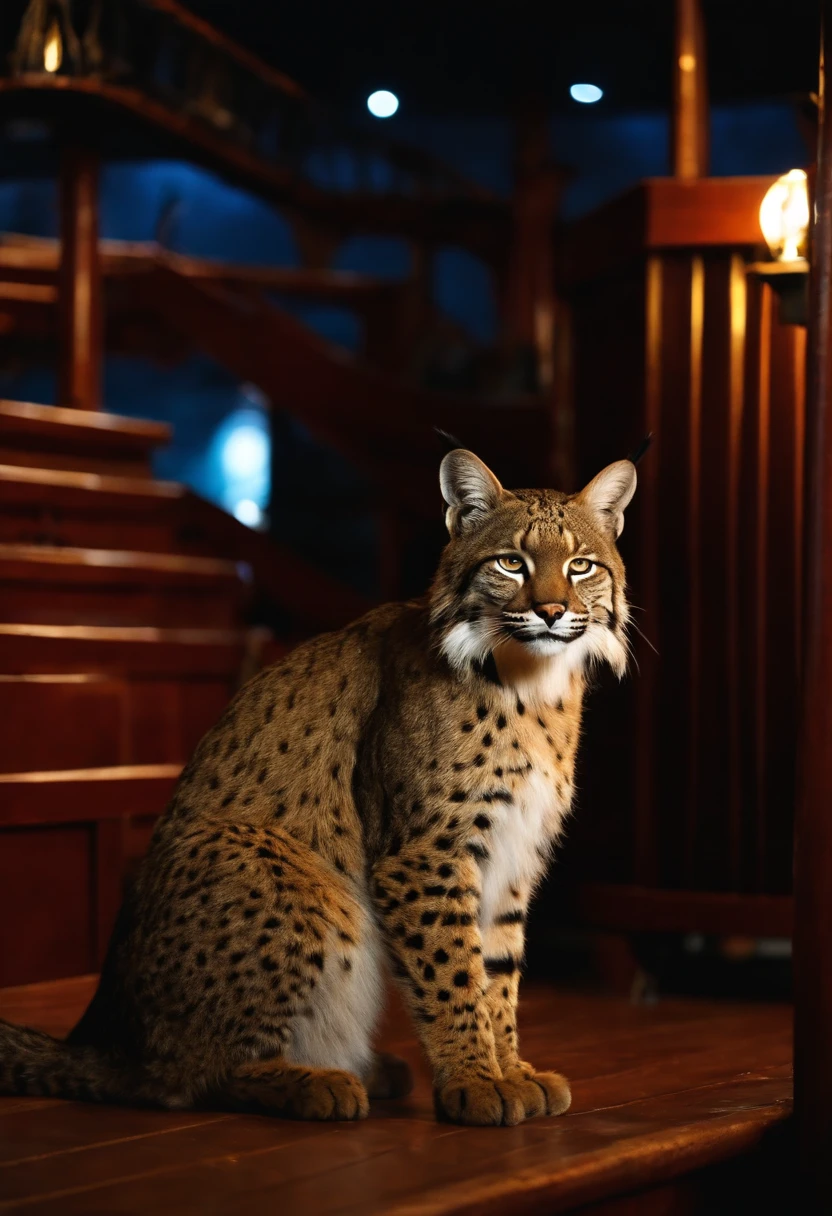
[672,0,709,178]
[57,146,102,410]
[794,2,832,1201]
[501,100,571,484]
[502,103,560,389]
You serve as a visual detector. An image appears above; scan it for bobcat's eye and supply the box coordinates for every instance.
[569,558,595,576]
[496,556,525,575]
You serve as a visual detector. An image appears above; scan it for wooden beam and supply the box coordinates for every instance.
[794,3,832,1201]
[559,178,772,289]
[672,0,709,179]
[57,147,102,411]
[578,885,794,938]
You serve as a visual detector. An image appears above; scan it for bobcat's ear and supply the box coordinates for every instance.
[439,449,504,537]
[575,460,637,540]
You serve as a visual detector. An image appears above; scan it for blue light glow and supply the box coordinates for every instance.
[221,424,268,480]
[570,83,603,104]
[233,498,263,527]
[214,404,270,526]
[367,90,399,118]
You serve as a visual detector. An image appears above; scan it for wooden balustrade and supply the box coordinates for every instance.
[3,0,500,227]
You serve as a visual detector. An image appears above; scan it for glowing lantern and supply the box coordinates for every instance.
[43,19,62,74]
[759,169,810,263]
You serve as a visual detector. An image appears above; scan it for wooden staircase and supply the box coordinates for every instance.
[0,397,368,988]
[0,237,553,513]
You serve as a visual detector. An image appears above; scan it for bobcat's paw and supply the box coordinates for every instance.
[503,1064,571,1116]
[434,1076,538,1126]
[290,1069,370,1121]
[366,1051,414,1100]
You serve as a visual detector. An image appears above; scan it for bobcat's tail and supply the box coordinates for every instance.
[0,1017,135,1104]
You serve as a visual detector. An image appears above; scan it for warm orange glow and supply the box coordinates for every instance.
[759,169,810,262]
[43,20,62,74]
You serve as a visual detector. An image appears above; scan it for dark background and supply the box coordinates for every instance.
[0,2,817,588]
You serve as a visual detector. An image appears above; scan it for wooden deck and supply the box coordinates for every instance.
[0,977,792,1214]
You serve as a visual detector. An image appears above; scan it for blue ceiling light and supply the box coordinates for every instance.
[570,83,603,104]
[367,89,399,118]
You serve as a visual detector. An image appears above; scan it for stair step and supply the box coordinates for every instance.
[0,623,248,676]
[0,763,182,828]
[0,763,182,984]
[0,673,233,772]
[0,543,248,628]
[0,463,183,504]
[0,542,243,584]
[0,400,170,478]
[0,463,188,553]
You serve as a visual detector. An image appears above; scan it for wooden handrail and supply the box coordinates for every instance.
[0,233,405,307]
[2,1,498,221]
[146,0,308,102]
[123,260,548,514]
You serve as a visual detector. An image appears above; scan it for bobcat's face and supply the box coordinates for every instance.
[432,450,636,681]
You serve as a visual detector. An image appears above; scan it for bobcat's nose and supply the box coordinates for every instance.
[534,603,566,627]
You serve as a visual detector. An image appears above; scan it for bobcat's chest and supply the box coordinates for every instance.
[478,767,570,927]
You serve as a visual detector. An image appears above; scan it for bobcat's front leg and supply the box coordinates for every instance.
[374,850,548,1125]
[481,891,571,1117]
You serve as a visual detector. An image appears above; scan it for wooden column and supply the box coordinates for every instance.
[502,104,560,387]
[672,0,709,178]
[502,101,570,484]
[57,146,103,410]
[794,2,832,1201]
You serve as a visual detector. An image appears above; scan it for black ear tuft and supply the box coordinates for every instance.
[627,433,654,466]
[434,428,465,454]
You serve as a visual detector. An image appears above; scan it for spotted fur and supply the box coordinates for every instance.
[0,450,636,1126]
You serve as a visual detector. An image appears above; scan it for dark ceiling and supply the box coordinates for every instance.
[186,0,819,118]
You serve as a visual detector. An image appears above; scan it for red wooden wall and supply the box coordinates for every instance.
[562,178,802,935]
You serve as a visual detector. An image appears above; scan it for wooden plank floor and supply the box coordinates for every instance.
[0,977,792,1215]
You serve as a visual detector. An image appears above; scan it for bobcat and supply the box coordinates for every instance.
[0,448,636,1126]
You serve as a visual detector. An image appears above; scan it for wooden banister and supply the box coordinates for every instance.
[124,261,549,514]
[1,2,502,251]
[146,0,307,102]
[0,234,406,310]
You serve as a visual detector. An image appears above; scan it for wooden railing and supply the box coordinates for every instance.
[0,1,526,416]
[0,232,551,495]
[3,0,503,251]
